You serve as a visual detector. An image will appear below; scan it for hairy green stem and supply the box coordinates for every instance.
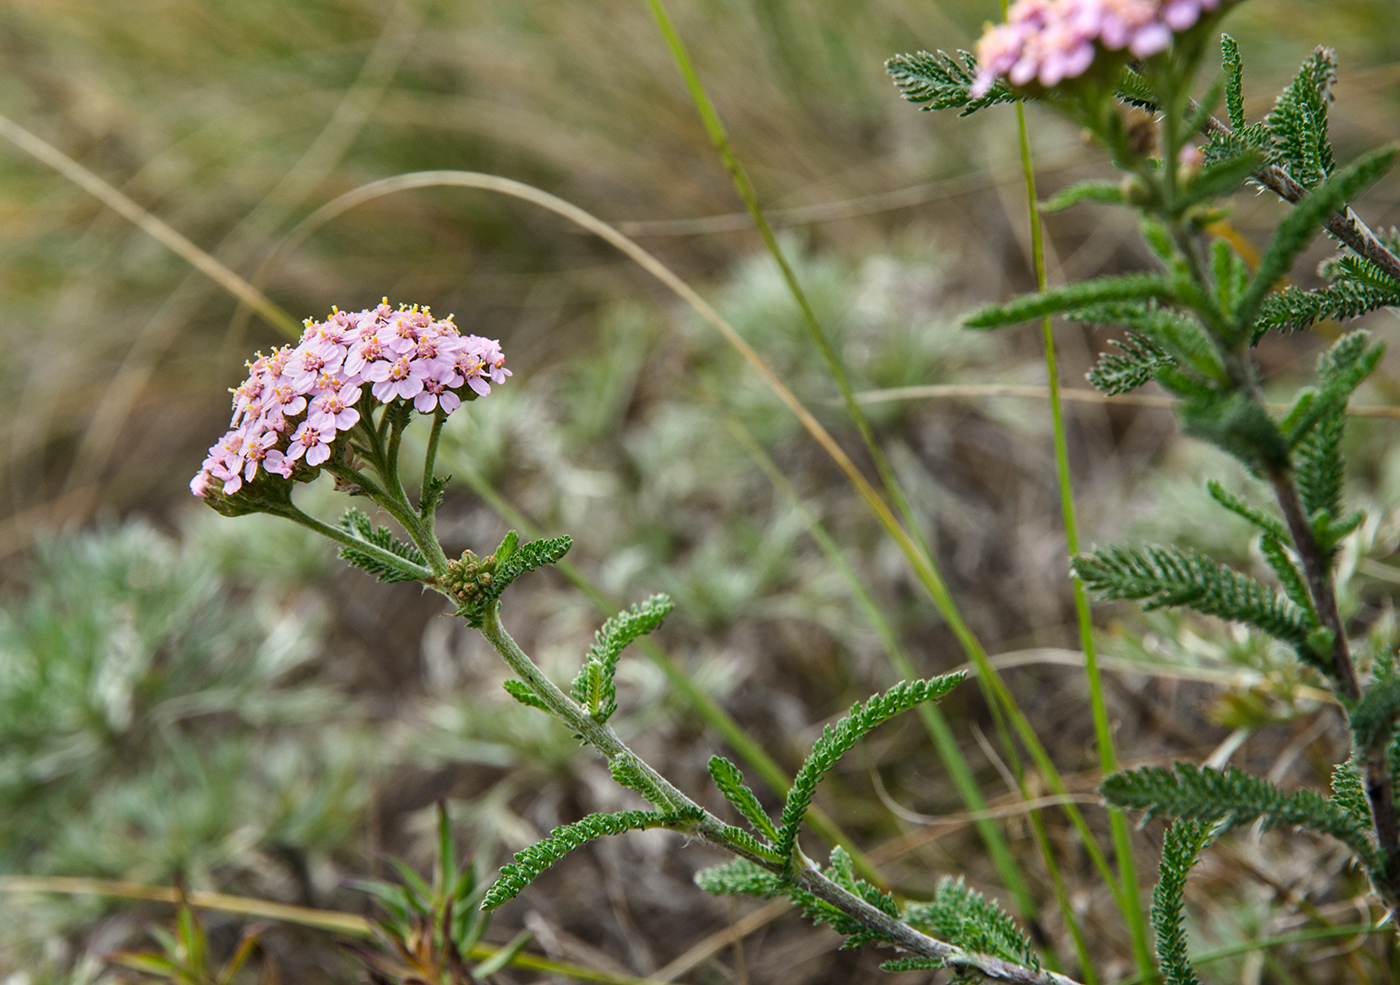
[1266,466,1400,913]
[273,500,435,584]
[421,411,446,514]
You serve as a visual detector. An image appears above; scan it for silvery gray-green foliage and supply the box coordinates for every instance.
[0,522,371,934]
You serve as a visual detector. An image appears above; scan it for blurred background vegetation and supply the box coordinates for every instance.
[1,0,1399,982]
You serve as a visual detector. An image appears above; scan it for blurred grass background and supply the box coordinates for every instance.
[1,0,1399,982]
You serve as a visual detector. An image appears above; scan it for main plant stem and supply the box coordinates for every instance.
[475,605,1081,985]
[1267,466,1400,910]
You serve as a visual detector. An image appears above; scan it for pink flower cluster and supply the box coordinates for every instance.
[970,0,1226,97]
[192,302,509,499]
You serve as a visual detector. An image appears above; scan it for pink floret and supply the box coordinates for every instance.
[191,301,510,500]
[971,0,1233,97]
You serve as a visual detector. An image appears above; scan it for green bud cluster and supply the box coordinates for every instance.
[442,550,497,606]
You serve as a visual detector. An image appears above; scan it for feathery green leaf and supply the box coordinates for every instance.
[571,594,673,723]
[885,50,1020,116]
[709,756,779,842]
[1256,279,1400,337]
[1103,764,1378,866]
[1237,146,1398,328]
[1116,66,1160,111]
[1221,34,1245,131]
[336,508,429,583]
[501,678,550,711]
[967,275,1176,329]
[1264,46,1336,189]
[1071,301,1224,384]
[694,858,784,898]
[1259,534,1316,620]
[1330,757,1372,829]
[775,675,964,864]
[902,876,1040,971]
[483,808,702,909]
[1086,332,1176,395]
[1074,543,1320,665]
[1205,481,1289,540]
[881,957,946,973]
[1152,819,1213,985]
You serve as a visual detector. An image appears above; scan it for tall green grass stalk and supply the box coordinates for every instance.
[1011,98,1154,978]
[721,412,1047,939]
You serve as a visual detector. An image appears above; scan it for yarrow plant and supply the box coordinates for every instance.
[179,0,1400,981]
[888,0,1400,980]
[188,300,1068,982]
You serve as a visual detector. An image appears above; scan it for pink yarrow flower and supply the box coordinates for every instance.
[970,0,1227,98]
[190,301,510,501]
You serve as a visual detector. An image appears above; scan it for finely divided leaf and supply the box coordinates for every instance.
[1074,543,1320,665]
[1330,757,1372,829]
[1221,34,1245,131]
[1103,764,1378,866]
[1086,332,1176,395]
[1256,280,1400,337]
[1072,301,1223,385]
[775,675,964,864]
[502,679,550,711]
[886,50,1020,116]
[1205,481,1289,540]
[1152,819,1213,985]
[337,508,429,583]
[1236,146,1398,328]
[902,876,1040,972]
[709,756,779,842]
[1282,331,1382,453]
[1116,66,1159,110]
[967,275,1175,329]
[1264,46,1337,189]
[483,808,702,909]
[571,595,673,723]
[695,858,784,898]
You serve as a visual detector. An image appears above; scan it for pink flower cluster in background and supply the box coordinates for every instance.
[192,302,509,499]
[970,0,1225,97]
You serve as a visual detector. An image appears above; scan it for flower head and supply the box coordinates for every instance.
[192,301,508,505]
[970,0,1229,98]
